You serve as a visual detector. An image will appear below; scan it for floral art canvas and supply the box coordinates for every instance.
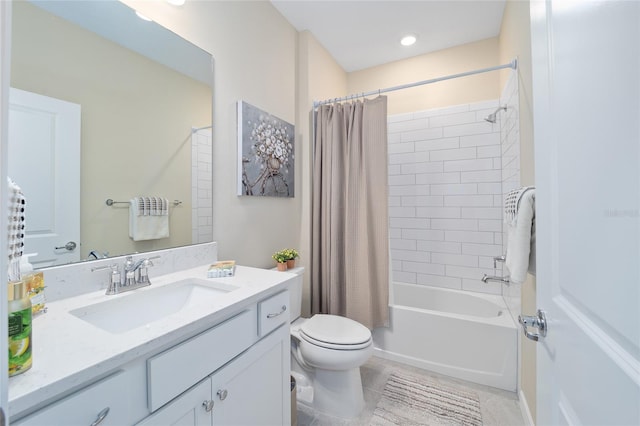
[237,101,295,197]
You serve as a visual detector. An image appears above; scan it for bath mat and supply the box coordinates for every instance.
[371,372,483,426]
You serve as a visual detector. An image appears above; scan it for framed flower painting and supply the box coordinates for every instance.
[237,101,295,197]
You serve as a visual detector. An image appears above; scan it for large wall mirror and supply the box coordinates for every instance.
[9,0,214,268]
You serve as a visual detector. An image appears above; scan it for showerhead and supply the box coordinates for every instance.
[484,105,507,123]
[484,113,498,124]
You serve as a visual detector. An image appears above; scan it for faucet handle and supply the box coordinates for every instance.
[123,256,140,286]
[493,255,506,268]
[143,255,161,267]
[91,264,121,295]
[124,256,135,270]
[137,256,159,284]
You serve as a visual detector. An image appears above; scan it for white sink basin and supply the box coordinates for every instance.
[70,278,238,334]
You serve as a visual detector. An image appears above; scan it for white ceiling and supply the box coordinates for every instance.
[271,0,507,72]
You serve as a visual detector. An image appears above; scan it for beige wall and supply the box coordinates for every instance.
[296,30,347,317]
[123,0,299,267]
[347,37,501,114]
[499,0,536,422]
[11,1,210,259]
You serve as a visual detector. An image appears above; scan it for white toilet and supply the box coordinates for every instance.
[286,267,373,419]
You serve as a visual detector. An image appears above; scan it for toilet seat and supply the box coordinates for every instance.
[299,314,372,350]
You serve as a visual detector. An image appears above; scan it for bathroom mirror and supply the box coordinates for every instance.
[9,0,213,268]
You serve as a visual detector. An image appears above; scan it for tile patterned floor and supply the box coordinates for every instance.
[295,356,525,426]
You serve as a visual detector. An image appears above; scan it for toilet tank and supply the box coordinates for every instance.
[286,266,304,321]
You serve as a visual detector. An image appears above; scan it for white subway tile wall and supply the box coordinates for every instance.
[388,100,505,295]
[191,129,213,244]
[499,71,522,320]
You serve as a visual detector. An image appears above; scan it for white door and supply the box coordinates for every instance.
[530,1,640,425]
[8,88,80,268]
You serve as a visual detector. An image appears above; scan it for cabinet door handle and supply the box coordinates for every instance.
[266,305,287,318]
[217,389,228,400]
[90,407,110,426]
[202,400,214,412]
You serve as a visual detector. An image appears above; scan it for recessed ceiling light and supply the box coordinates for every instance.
[135,11,152,22]
[166,0,186,5]
[400,35,417,46]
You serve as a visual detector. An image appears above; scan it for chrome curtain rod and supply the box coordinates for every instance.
[313,58,518,108]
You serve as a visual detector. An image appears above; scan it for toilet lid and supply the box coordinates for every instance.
[299,314,371,347]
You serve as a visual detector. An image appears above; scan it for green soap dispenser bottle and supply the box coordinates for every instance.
[8,280,32,376]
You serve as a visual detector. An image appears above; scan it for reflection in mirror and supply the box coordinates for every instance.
[9,0,213,268]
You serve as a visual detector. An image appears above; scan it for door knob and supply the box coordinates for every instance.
[217,389,228,400]
[55,241,77,251]
[202,400,214,412]
[518,309,547,341]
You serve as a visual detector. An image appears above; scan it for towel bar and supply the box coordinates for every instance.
[105,198,182,207]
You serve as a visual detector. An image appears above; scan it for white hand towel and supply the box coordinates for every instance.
[505,188,536,284]
[129,196,170,241]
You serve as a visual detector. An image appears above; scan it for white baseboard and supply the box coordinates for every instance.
[519,389,535,426]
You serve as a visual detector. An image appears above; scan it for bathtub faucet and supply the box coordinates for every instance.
[481,274,510,284]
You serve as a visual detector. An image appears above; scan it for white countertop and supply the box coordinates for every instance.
[8,264,295,417]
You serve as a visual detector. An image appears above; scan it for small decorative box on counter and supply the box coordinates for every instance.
[207,261,236,278]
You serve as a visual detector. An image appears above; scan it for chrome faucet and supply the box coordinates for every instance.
[132,256,160,284]
[123,255,160,287]
[88,250,109,260]
[92,255,160,295]
[481,255,509,284]
[481,274,510,284]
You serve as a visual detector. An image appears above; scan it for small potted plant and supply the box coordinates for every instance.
[272,251,288,271]
[283,248,299,269]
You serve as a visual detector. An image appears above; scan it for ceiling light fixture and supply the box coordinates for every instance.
[166,0,186,5]
[400,34,417,46]
[135,11,152,22]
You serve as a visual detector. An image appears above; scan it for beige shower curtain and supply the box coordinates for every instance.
[311,96,389,329]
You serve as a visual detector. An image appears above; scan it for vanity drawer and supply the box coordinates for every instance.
[13,370,133,426]
[147,309,256,412]
[258,290,290,337]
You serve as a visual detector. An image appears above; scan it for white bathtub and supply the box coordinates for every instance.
[372,282,517,391]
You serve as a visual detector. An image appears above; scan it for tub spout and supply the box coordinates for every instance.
[482,274,510,284]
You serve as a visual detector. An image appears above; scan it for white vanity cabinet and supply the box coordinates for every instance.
[137,378,212,426]
[140,290,291,426]
[12,369,142,426]
[11,286,291,426]
[139,324,289,426]
[210,323,289,425]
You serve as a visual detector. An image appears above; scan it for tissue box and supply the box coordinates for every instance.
[207,261,236,278]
